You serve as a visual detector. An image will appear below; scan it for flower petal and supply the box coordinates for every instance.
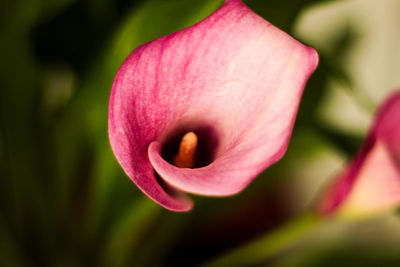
[338,140,400,217]
[373,91,400,160]
[109,70,193,212]
[148,0,318,195]
[109,0,318,209]
[317,91,400,217]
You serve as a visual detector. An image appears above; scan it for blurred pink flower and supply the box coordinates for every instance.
[317,91,400,218]
[108,0,318,211]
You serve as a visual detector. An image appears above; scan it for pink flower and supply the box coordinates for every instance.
[317,92,400,218]
[108,0,318,211]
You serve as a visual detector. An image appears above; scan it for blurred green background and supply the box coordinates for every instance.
[1,0,400,266]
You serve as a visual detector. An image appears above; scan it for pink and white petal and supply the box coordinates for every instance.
[109,0,318,204]
[148,1,318,195]
[373,91,400,161]
[109,85,193,211]
[338,140,400,218]
[316,91,400,216]
[316,165,354,214]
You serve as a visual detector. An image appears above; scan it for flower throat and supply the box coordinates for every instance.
[161,125,218,168]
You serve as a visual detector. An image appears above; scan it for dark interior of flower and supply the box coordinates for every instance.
[161,125,219,168]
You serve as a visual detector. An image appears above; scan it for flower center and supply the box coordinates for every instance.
[173,132,198,168]
[161,125,218,168]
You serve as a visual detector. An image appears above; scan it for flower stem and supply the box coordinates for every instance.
[202,212,321,267]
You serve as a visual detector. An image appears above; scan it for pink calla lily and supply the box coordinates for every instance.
[108,0,318,211]
[317,91,400,218]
